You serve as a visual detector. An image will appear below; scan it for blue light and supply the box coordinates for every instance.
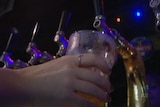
[136,11,141,17]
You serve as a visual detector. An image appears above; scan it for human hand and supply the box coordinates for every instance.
[22,53,113,107]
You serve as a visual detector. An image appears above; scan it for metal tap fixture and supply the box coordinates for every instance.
[0,51,28,69]
[92,0,150,107]
[26,22,53,65]
[0,27,28,69]
[54,10,71,58]
[54,30,68,58]
[149,0,160,31]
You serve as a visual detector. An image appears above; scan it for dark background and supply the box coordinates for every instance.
[0,0,159,62]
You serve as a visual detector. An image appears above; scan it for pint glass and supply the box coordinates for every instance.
[66,30,117,107]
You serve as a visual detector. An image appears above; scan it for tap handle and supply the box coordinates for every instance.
[31,22,40,42]
[93,0,104,16]
[54,10,71,57]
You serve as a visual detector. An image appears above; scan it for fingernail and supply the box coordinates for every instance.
[100,71,105,76]
[105,93,112,102]
[100,71,110,80]
[109,86,114,93]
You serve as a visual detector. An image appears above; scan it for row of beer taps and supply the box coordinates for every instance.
[0,10,70,69]
[0,0,158,70]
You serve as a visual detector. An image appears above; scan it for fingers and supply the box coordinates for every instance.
[73,79,109,102]
[74,67,112,93]
[74,54,111,75]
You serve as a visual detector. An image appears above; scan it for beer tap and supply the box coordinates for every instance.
[54,10,71,58]
[0,27,28,69]
[149,0,160,31]
[26,22,54,65]
[93,0,111,34]
[92,0,150,107]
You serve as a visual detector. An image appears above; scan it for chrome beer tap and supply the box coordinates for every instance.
[0,27,28,69]
[149,0,160,31]
[54,10,71,58]
[26,22,53,65]
[92,0,150,107]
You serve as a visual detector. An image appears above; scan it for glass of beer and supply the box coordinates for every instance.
[66,30,117,107]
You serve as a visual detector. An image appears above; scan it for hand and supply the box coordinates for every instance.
[21,53,113,107]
